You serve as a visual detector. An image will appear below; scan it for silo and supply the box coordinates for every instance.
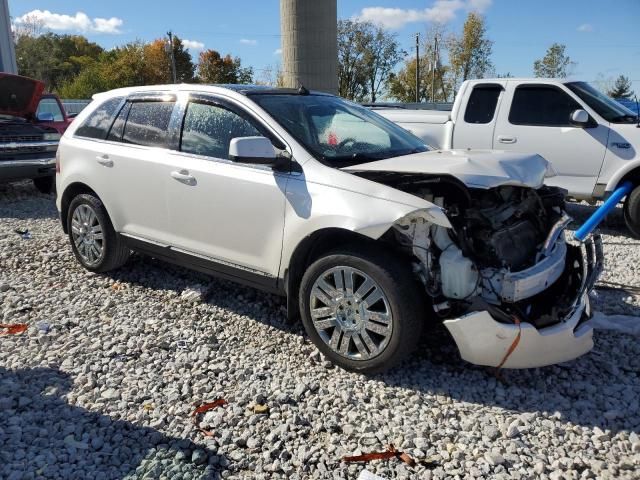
[0,0,18,74]
[280,0,338,94]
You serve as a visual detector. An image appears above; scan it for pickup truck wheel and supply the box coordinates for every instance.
[624,185,640,238]
[299,246,425,374]
[67,194,130,272]
[33,176,54,194]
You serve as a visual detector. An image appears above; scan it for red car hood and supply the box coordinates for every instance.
[0,73,45,119]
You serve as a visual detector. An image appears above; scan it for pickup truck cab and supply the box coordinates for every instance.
[375,79,640,236]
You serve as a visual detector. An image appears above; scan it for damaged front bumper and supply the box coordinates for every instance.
[443,235,603,368]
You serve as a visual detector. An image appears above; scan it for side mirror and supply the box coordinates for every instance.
[229,136,277,165]
[570,109,590,127]
[37,112,55,122]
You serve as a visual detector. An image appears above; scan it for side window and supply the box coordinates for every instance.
[464,85,501,124]
[107,103,131,142]
[75,97,123,139]
[509,86,581,126]
[37,98,64,122]
[122,101,175,148]
[180,102,261,159]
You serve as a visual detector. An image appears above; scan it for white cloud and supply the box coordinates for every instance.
[183,39,205,50]
[577,23,593,32]
[14,9,123,34]
[240,38,258,46]
[355,0,491,30]
[273,48,282,55]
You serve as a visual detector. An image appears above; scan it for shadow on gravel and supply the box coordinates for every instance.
[0,366,221,480]
[0,182,58,221]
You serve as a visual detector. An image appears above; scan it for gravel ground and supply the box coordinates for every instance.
[1,181,639,480]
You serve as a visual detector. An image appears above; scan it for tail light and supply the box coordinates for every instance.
[55,149,61,174]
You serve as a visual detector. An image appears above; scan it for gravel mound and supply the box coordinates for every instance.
[1,182,639,479]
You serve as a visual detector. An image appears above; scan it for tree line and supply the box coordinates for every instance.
[13,16,635,102]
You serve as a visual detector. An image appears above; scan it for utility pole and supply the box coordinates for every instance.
[415,33,420,103]
[166,31,177,84]
[431,34,438,103]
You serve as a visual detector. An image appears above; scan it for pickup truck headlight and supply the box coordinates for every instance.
[43,133,61,141]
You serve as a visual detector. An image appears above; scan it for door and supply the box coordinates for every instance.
[164,97,287,278]
[36,97,68,133]
[453,82,505,150]
[494,83,608,198]
[98,98,177,243]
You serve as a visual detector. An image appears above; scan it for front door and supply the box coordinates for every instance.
[494,83,608,198]
[164,97,287,278]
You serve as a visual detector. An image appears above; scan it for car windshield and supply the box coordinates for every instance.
[565,81,638,123]
[251,94,429,167]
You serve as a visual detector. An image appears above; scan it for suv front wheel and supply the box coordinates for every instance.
[67,193,130,272]
[624,184,640,238]
[299,246,425,374]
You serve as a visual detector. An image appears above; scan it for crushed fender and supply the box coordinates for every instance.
[191,399,227,437]
[0,323,28,335]
[343,445,416,467]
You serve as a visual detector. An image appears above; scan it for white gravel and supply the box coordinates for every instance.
[1,181,639,479]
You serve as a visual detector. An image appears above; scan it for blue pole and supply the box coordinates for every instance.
[574,181,634,242]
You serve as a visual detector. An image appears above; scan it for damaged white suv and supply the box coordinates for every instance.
[56,85,602,373]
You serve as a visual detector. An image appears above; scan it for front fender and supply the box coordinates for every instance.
[605,158,640,193]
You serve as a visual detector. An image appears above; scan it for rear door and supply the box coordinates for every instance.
[494,82,608,197]
[453,82,505,149]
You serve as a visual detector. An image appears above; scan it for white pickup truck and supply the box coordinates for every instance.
[374,78,640,236]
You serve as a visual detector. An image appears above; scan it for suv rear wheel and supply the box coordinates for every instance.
[67,193,130,272]
[624,185,640,238]
[299,246,425,374]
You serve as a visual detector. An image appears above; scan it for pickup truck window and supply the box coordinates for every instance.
[75,97,124,140]
[122,101,175,148]
[37,98,64,122]
[464,85,501,124]
[180,102,261,159]
[509,85,581,127]
[565,81,638,123]
[251,94,428,167]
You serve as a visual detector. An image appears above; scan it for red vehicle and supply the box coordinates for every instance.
[0,73,72,193]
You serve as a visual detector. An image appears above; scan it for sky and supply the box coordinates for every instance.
[7,0,640,94]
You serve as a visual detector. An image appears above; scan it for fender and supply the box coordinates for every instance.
[604,158,640,193]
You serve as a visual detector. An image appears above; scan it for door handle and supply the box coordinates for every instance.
[497,136,517,144]
[170,169,196,185]
[96,155,113,167]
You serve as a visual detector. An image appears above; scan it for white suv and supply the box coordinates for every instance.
[56,84,602,373]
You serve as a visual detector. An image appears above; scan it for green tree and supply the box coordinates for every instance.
[533,43,574,78]
[448,13,493,88]
[196,50,253,84]
[144,36,195,84]
[607,75,635,99]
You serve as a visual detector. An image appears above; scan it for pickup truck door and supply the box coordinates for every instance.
[452,82,506,150]
[493,83,608,198]
[162,95,287,281]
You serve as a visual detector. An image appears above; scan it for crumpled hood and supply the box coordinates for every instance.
[342,149,551,189]
[0,73,45,119]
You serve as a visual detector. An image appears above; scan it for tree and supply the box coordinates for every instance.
[337,20,404,102]
[143,36,195,84]
[607,75,635,99]
[448,13,493,89]
[533,43,574,78]
[255,64,285,87]
[196,50,253,84]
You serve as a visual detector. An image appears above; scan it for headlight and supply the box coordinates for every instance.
[43,133,61,141]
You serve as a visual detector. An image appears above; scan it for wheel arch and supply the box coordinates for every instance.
[605,161,640,194]
[60,182,103,233]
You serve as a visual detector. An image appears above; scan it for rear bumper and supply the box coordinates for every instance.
[0,157,56,182]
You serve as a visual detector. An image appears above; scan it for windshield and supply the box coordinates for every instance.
[565,81,638,123]
[251,94,429,166]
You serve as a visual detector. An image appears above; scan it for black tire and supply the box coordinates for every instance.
[67,193,130,272]
[624,185,640,238]
[33,176,54,194]
[299,245,425,374]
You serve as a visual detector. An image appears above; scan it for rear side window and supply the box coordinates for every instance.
[464,85,501,124]
[509,86,581,126]
[180,102,261,159]
[122,101,175,148]
[75,97,123,139]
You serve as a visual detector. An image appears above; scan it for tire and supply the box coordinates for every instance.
[624,185,640,238]
[299,245,425,374]
[33,176,54,194]
[67,193,130,272]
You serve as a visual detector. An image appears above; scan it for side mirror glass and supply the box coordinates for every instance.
[37,112,55,122]
[570,109,589,127]
[229,136,277,165]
